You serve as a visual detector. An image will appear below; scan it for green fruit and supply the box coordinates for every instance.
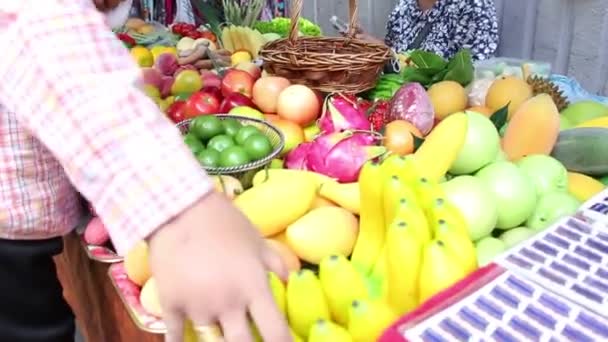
[550,127,608,176]
[222,118,242,137]
[243,134,273,160]
[499,227,536,248]
[196,149,220,168]
[450,111,500,175]
[559,115,573,130]
[190,115,224,141]
[207,134,235,153]
[270,158,284,169]
[183,133,205,154]
[475,237,507,267]
[526,191,580,231]
[219,146,251,167]
[516,155,568,196]
[174,92,192,101]
[235,125,262,145]
[560,100,608,125]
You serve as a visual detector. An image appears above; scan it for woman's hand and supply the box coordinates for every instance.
[147,192,291,342]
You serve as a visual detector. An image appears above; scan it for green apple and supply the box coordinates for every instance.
[303,123,321,142]
[526,191,580,231]
[269,158,284,169]
[229,106,265,120]
[560,100,608,125]
[516,155,568,196]
[494,149,507,162]
[475,237,507,267]
[441,176,498,241]
[450,111,500,175]
[559,115,573,130]
[499,227,536,248]
[476,161,537,229]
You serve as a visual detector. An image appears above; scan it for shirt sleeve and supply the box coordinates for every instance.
[0,0,213,255]
[455,0,499,61]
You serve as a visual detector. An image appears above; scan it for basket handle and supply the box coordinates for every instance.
[288,0,359,43]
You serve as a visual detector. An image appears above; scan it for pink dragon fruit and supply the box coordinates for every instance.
[388,83,435,135]
[284,142,314,170]
[306,131,352,173]
[318,94,372,134]
[321,132,386,182]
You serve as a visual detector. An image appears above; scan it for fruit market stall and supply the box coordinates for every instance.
[58,0,608,340]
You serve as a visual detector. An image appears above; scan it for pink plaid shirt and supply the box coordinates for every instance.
[0,0,212,255]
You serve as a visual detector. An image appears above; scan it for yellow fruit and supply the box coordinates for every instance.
[434,221,478,274]
[427,197,469,237]
[310,196,338,209]
[485,76,533,119]
[386,220,423,315]
[171,70,203,95]
[567,172,606,202]
[286,270,331,339]
[234,176,317,236]
[318,181,360,214]
[130,46,153,67]
[427,81,468,120]
[251,168,334,188]
[413,177,446,213]
[392,198,431,244]
[347,299,397,342]
[350,161,386,275]
[575,116,608,128]
[142,84,161,99]
[124,241,152,286]
[414,112,468,182]
[231,50,253,65]
[137,23,155,35]
[382,174,417,225]
[308,319,353,342]
[265,239,301,272]
[150,45,171,61]
[268,272,287,315]
[183,320,222,342]
[139,278,162,317]
[319,254,369,325]
[286,207,359,264]
[418,240,468,303]
[269,230,289,245]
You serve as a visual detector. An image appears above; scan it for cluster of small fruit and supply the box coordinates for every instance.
[184,115,274,168]
[170,22,216,41]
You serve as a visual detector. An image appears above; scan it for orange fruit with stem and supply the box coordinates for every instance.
[383,120,422,155]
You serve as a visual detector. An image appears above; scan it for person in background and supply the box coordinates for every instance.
[0,1,290,342]
[356,0,499,61]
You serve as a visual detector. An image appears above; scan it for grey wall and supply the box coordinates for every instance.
[300,0,608,96]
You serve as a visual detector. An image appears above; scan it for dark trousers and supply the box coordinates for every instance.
[0,237,75,342]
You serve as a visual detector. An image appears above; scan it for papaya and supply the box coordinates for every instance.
[567,172,605,202]
[551,127,608,176]
[234,176,317,236]
[502,94,560,161]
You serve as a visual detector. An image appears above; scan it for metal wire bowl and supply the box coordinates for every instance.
[176,115,285,188]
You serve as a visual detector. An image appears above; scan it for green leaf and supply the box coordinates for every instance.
[490,102,509,130]
[443,49,474,86]
[413,135,425,151]
[402,69,432,85]
[431,69,449,83]
[409,50,448,70]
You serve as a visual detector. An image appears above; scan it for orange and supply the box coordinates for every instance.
[383,120,422,155]
[467,106,494,117]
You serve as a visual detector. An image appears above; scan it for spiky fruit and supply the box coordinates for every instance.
[527,75,569,111]
[368,100,390,131]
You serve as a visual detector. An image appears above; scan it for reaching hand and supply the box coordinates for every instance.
[147,191,291,342]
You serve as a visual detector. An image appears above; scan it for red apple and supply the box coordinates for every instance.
[221,69,254,98]
[219,92,257,113]
[200,70,222,89]
[183,91,221,118]
[235,62,261,80]
[200,86,222,101]
[166,100,187,123]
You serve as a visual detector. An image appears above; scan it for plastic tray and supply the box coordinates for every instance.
[474,57,552,79]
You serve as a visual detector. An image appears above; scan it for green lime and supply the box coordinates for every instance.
[235,125,262,145]
[219,146,251,167]
[183,133,205,154]
[207,134,235,153]
[243,134,273,160]
[190,115,224,141]
[196,149,220,167]
[222,118,243,137]
[174,92,192,101]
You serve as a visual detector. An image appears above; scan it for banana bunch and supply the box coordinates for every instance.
[350,154,478,316]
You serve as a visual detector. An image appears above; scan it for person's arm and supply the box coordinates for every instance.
[0,0,211,255]
[456,0,500,61]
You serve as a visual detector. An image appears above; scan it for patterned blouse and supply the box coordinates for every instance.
[385,0,499,61]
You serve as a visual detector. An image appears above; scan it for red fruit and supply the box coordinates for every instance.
[200,86,222,100]
[183,91,221,118]
[141,67,162,89]
[221,69,255,98]
[83,217,110,245]
[166,100,187,123]
[154,53,179,76]
[159,76,174,98]
[219,92,257,113]
[200,70,222,88]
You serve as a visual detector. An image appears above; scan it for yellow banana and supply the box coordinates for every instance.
[369,245,389,302]
[567,172,605,202]
[382,174,418,226]
[347,299,398,342]
[418,239,469,303]
[412,177,446,213]
[434,221,478,274]
[286,270,331,338]
[381,154,422,187]
[268,272,286,315]
[428,197,469,237]
[386,220,423,315]
[319,254,369,325]
[392,197,431,243]
[351,161,386,275]
[318,181,361,214]
[308,319,353,342]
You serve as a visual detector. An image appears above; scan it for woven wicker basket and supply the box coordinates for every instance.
[259,0,392,94]
[177,115,284,187]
